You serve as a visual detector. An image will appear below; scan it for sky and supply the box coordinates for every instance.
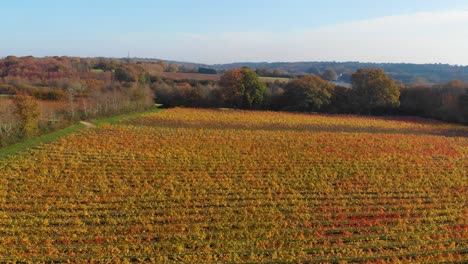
[2,0,468,65]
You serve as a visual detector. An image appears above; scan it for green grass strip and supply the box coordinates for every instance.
[0,123,85,160]
[90,107,162,126]
[0,106,163,159]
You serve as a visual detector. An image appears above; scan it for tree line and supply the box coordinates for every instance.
[213,61,468,84]
[155,68,391,112]
[1,56,467,148]
[153,67,467,124]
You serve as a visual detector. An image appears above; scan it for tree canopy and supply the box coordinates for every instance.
[13,94,40,139]
[321,68,338,81]
[282,75,335,112]
[198,67,217,74]
[351,68,400,114]
[219,68,267,109]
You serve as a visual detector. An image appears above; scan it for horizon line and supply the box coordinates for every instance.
[1,55,467,67]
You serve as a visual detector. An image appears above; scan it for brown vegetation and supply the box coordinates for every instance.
[0,56,155,147]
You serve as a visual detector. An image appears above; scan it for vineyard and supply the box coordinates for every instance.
[0,108,467,262]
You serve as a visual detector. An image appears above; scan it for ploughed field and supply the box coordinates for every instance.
[0,108,467,263]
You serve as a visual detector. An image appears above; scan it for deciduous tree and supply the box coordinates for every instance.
[351,68,400,114]
[321,68,338,81]
[13,94,40,139]
[282,75,335,112]
[219,68,267,109]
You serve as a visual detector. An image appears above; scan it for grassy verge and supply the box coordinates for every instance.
[0,123,85,159]
[0,107,163,159]
[91,107,162,126]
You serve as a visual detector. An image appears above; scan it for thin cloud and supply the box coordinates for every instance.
[3,10,468,65]
[123,10,468,65]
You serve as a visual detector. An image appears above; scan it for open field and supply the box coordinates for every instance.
[90,68,105,73]
[259,76,291,83]
[149,71,291,83]
[152,71,221,81]
[0,108,467,262]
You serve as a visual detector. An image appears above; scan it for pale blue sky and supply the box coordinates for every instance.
[2,0,468,64]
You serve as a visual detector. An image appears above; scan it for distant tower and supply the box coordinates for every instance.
[127,51,130,63]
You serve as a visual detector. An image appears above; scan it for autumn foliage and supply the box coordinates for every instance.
[0,108,466,262]
[282,75,335,112]
[219,68,267,109]
[13,94,40,139]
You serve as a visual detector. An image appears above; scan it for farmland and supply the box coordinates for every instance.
[259,76,291,83]
[149,71,290,83]
[0,108,467,262]
[152,71,221,81]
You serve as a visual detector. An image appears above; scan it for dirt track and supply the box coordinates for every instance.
[79,121,96,128]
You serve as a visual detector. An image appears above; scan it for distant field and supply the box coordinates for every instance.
[153,71,221,81]
[149,71,292,83]
[259,76,291,83]
[90,68,104,73]
[0,108,467,262]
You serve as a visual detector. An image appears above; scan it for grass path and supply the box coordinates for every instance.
[0,107,162,160]
[0,124,85,160]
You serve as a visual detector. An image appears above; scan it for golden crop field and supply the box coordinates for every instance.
[0,108,467,263]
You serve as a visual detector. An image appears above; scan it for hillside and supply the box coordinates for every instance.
[92,57,468,84]
[209,61,468,84]
[2,56,468,85]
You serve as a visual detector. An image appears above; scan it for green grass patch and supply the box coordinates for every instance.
[90,69,104,73]
[259,76,291,83]
[91,107,162,126]
[0,106,164,159]
[0,123,85,160]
